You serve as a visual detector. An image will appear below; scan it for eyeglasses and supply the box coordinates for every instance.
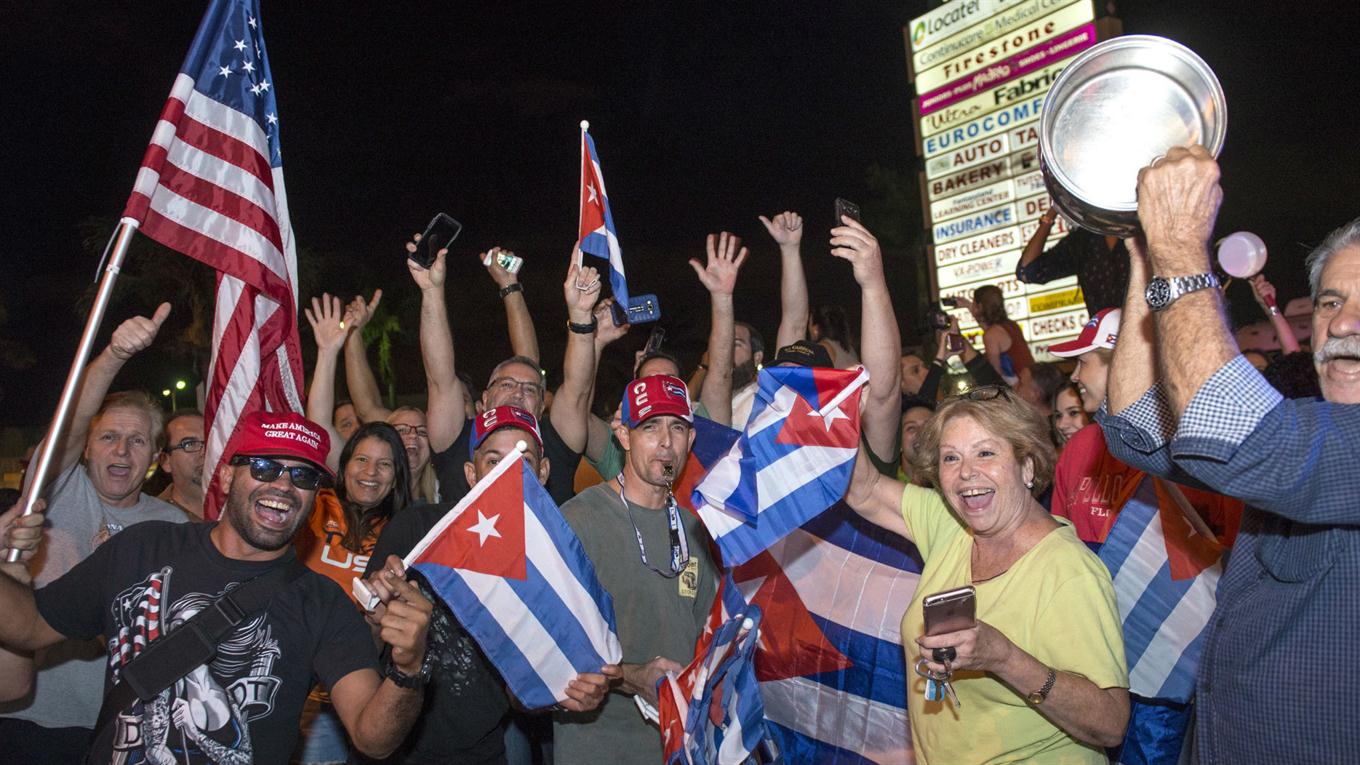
[955,385,1014,403]
[165,438,205,454]
[488,377,545,399]
[392,424,429,439]
[230,456,333,490]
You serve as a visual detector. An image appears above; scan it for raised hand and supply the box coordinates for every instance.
[0,497,45,566]
[829,217,886,287]
[690,231,749,296]
[1135,145,1222,273]
[305,293,349,352]
[1248,274,1278,311]
[759,211,804,247]
[342,290,383,333]
[406,233,448,291]
[483,246,519,288]
[564,255,603,324]
[108,302,171,360]
[593,298,630,347]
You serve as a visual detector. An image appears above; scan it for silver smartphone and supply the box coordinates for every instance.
[922,585,976,636]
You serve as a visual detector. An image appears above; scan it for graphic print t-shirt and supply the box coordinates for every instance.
[35,521,378,764]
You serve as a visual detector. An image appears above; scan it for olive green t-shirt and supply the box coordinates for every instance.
[553,482,718,765]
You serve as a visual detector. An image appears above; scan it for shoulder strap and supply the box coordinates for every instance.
[90,558,309,742]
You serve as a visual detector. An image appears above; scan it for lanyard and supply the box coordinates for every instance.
[616,476,690,578]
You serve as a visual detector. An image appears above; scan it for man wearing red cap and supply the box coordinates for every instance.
[0,411,434,764]
[360,406,613,763]
[554,375,717,765]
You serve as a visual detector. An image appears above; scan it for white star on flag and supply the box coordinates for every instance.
[218,64,232,77]
[241,60,255,73]
[467,510,503,547]
[248,16,257,28]
[258,80,270,91]
[266,113,278,125]
[587,184,598,204]
[233,39,247,51]
[808,404,849,431]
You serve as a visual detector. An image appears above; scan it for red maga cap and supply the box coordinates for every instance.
[620,374,693,429]
[232,411,333,475]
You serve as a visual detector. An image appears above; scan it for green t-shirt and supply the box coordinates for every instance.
[898,486,1128,765]
[554,482,718,765]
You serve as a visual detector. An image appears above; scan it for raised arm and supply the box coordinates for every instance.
[1248,274,1302,354]
[831,217,902,460]
[342,290,393,425]
[305,293,350,470]
[405,240,468,454]
[550,255,603,453]
[1107,238,1159,414]
[484,247,540,364]
[844,445,912,540]
[1136,146,1234,417]
[689,232,748,426]
[584,299,629,463]
[1018,207,1059,272]
[31,303,171,487]
[762,212,808,349]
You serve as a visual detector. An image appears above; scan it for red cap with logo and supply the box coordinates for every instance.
[232,411,333,476]
[1048,308,1121,358]
[620,374,694,429]
[470,405,544,456]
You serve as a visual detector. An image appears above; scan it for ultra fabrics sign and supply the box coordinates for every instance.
[908,0,1100,359]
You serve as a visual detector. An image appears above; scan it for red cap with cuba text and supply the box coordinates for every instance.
[232,411,333,476]
[1048,308,1121,358]
[620,374,694,429]
[470,405,544,456]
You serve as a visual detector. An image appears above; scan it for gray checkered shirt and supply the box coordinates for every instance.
[1098,355,1360,765]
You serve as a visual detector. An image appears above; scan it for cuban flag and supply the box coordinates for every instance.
[577,121,629,307]
[1099,477,1224,704]
[692,366,869,566]
[404,447,622,709]
[657,576,767,765]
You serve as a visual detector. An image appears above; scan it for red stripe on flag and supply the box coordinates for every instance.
[140,210,293,302]
[154,160,285,253]
[174,114,275,192]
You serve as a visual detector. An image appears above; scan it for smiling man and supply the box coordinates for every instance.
[0,411,432,764]
[1,306,187,762]
[1099,146,1360,763]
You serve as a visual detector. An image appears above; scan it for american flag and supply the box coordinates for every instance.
[121,0,304,518]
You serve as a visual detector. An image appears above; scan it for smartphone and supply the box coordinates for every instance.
[409,213,462,269]
[482,249,524,275]
[940,297,959,307]
[922,585,976,636]
[834,197,862,225]
[948,333,966,354]
[644,326,666,355]
[611,294,661,326]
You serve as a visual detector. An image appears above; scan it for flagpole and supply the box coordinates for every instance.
[7,217,140,562]
[574,120,588,270]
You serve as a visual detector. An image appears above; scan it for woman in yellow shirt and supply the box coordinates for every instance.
[845,386,1129,764]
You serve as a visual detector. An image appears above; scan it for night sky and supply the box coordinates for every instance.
[2,0,1357,427]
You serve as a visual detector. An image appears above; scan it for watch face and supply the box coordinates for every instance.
[1145,278,1172,309]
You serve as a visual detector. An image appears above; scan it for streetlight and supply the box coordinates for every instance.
[163,380,189,412]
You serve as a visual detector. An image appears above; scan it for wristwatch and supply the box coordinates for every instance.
[383,658,430,689]
[1144,273,1220,312]
[1027,667,1057,705]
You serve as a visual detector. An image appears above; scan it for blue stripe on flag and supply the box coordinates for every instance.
[1100,482,1160,574]
[503,561,610,674]
[765,721,881,765]
[522,471,617,624]
[802,504,925,573]
[414,562,558,709]
[808,617,910,709]
[1120,559,1187,669]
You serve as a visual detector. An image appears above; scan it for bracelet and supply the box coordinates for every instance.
[383,658,430,689]
[567,318,598,334]
[1267,305,1280,316]
[696,363,709,371]
[498,283,523,299]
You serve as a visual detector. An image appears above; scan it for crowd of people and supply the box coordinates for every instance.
[0,144,1355,765]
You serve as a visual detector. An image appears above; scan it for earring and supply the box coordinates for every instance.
[1025,478,1034,489]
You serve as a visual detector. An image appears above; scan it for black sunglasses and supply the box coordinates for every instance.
[230,456,333,490]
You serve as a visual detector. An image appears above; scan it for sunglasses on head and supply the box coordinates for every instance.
[230,456,333,490]
[955,384,1014,403]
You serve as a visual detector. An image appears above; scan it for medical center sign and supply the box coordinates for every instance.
[908,0,1100,358]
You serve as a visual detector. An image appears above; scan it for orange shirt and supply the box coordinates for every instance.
[295,489,386,604]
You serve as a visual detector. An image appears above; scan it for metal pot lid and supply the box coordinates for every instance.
[1039,35,1226,214]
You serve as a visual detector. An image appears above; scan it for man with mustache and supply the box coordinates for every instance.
[0,412,433,764]
[553,375,717,765]
[1100,145,1360,763]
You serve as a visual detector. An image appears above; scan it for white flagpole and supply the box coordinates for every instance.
[8,218,141,562]
[574,120,589,270]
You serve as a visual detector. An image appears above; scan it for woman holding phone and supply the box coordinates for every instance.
[845,386,1129,764]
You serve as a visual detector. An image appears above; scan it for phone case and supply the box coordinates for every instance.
[923,585,976,636]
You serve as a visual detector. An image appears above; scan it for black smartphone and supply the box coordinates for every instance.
[922,585,976,636]
[940,297,959,307]
[644,326,666,355]
[834,197,862,225]
[611,294,661,326]
[409,213,462,269]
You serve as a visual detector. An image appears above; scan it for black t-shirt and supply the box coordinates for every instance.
[431,416,581,505]
[34,521,377,765]
[362,504,510,764]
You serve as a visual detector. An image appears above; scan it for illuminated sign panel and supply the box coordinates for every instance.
[909,0,1099,357]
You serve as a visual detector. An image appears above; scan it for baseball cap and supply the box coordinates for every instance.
[620,375,694,429]
[770,340,833,368]
[1048,308,1121,358]
[469,405,544,456]
[232,411,333,476]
